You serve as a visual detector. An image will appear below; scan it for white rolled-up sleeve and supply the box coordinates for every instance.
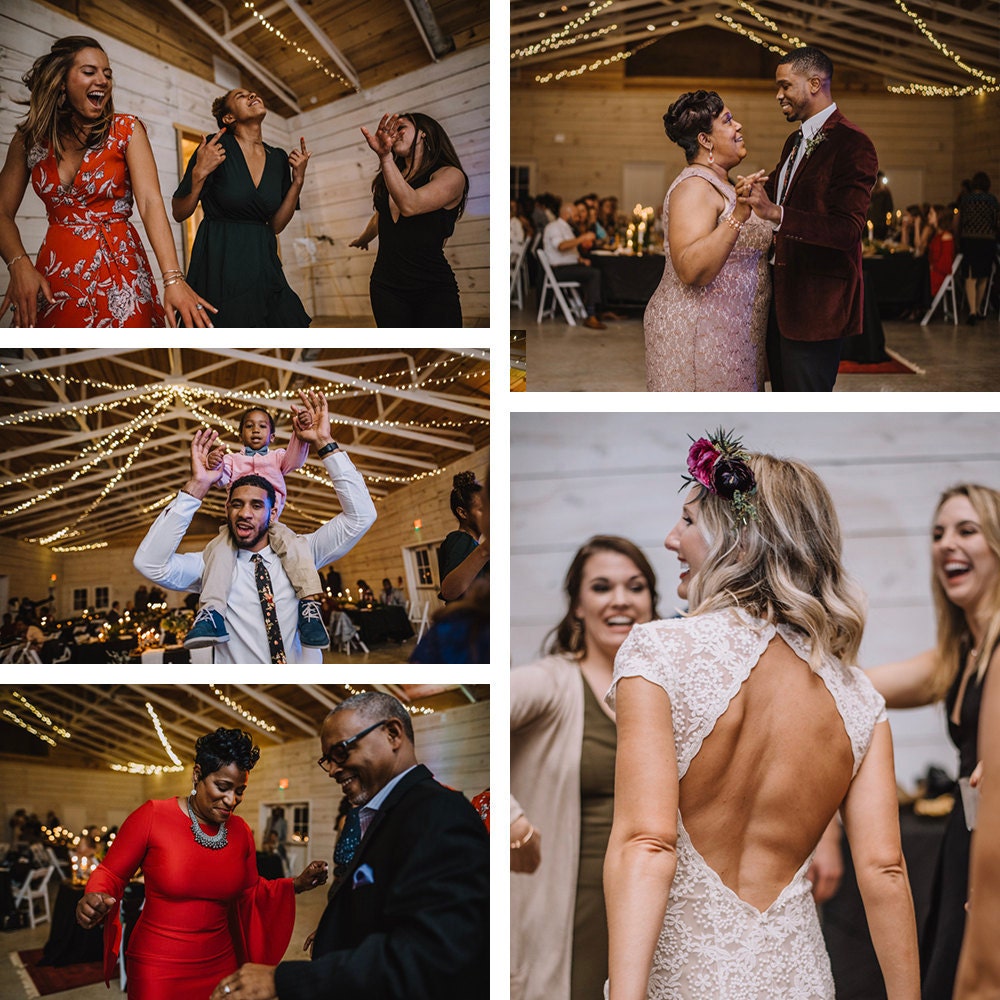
[132,491,206,593]
[306,450,377,566]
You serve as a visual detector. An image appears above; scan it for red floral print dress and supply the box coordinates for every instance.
[28,114,165,327]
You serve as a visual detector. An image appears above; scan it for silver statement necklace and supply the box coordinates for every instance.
[186,794,228,850]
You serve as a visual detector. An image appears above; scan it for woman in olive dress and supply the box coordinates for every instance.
[172,89,311,327]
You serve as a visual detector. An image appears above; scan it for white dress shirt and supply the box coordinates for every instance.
[775,102,838,207]
[358,764,419,837]
[133,450,377,664]
[543,217,580,266]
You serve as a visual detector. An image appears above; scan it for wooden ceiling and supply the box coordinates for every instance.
[511,1,1000,92]
[0,683,489,769]
[0,348,490,548]
[42,0,490,114]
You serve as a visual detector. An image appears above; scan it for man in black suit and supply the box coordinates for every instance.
[210,692,489,1000]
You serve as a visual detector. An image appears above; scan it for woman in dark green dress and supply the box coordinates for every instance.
[172,89,310,327]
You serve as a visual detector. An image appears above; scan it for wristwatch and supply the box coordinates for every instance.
[317,442,339,457]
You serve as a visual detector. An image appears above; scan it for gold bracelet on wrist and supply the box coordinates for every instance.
[163,276,186,288]
[510,825,536,850]
[6,253,29,270]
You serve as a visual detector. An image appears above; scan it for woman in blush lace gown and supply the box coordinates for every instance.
[604,430,920,1000]
[644,92,772,391]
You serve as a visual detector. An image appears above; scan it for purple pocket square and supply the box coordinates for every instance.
[352,863,375,888]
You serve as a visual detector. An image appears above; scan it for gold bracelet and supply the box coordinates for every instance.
[510,825,536,850]
[724,214,743,233]
[6,253,29,270]
[163,276,186,288]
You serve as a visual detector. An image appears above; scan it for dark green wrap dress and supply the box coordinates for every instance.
[174,131,310,327]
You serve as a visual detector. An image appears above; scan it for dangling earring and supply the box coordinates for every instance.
[708,146,715,164]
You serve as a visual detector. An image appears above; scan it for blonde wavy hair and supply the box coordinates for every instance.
[929,484,1000,700]
[17,36,114,162]
[685,453,866,670]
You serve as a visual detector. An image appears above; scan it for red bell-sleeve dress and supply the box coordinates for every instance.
[85,798,295,998]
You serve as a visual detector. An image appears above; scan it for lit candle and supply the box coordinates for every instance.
[867,220,874,242]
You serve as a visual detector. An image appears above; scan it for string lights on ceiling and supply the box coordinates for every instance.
[2,707,57,746]
[210,685,278,733]
[343,683,434,715]
[534,36,657,83]
[10,691,72,739]
[241,1,356,92]
[513,0,615,59]
[109,702,185,774]
[147,702,183,767]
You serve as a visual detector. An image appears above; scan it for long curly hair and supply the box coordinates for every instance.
[194,728,261,776]
[929,484,1000,699]
[372,112,468,218]
[17,36,114,161]
[685,453,866,670]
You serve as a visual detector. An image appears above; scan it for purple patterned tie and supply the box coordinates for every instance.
[252,553,286,664]
[777,129,804,205]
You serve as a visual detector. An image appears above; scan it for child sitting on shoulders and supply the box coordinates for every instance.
[183,403,329,649]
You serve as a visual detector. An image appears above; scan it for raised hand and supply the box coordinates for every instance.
[192,129,227,183]
[185,428,225,498]
[360,113,400,159]
[290,389,331,448]
[289,136,311,185]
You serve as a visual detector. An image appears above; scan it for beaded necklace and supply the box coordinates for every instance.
[186,794,228,850]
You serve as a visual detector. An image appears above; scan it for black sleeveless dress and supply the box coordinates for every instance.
[920,653,986,998]
[369,177,462,327]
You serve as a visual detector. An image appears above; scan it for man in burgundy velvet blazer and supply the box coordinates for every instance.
[743,46,878,391]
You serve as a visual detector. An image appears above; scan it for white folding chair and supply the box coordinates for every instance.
[510,238,529,309]
[921,252,963,326]
[46,846,69,880]
[535,248,588,325]
[414,601,430,643]
[981,251,999,316]
[14,864,54,928]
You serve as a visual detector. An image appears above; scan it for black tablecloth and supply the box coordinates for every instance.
[862,252,932,315]
[824,806,947,999]
[0,868,14,919]
[68,637,138,663]
[346,606,414,645]
[840,266,889,363]
[40,881,103,967]
[590,253,665,308]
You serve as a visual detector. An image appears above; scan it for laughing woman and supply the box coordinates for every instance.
[172,89,311,327]
[352,112,468,327]
[0,36,214,327]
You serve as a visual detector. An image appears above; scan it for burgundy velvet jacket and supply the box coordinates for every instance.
[765,108,878,342]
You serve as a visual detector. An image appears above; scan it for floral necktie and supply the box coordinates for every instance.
[334,806,362,873]
[777,129,804,205]
[252,553,286,664]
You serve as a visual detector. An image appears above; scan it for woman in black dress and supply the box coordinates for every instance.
[172,89,311,327]
[437,471,489,603]
[352,112,468,327]
[868,483,1000,999]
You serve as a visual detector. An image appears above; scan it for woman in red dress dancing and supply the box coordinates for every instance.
[0,35,214,327]
[75,728,327,998]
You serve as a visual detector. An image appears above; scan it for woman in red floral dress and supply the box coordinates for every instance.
[0,35,214,327]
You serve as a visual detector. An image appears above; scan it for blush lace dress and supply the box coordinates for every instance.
[607,609,887,999]
[644,167,771,392]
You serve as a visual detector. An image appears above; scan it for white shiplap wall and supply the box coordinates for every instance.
[511,412,1000,787]
[0,0,488,321]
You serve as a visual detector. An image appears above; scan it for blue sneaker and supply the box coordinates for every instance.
[184,607,230,648]
[298,599,330,648]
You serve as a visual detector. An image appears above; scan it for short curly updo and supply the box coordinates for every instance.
[663,90,724,163]
[194,728,260,776]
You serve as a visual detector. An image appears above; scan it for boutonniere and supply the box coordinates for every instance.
[803,132,828,159]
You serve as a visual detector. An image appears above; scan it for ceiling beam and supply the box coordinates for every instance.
[284,0,362,90]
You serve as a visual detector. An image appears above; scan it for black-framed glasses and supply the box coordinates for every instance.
[317,719,391,771]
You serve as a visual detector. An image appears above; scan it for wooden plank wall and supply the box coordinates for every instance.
[0,697,490,865]
[511,412,1000,788]
[281,44,490,321]
[511,73,975,208]
[1,0,489,321]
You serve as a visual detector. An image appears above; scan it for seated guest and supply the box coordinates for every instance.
[900,203,930,253]
[380,578,405,607]
[511,199,526,256]
[542,202,606,329]
[924,203,957,297]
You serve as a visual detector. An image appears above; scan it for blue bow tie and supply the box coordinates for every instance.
[245,446,269,456]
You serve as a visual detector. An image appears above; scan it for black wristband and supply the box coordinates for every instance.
[317,442,339,458]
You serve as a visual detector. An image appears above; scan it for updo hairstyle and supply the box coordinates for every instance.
[194,728,261,776]
[663,90,724,162]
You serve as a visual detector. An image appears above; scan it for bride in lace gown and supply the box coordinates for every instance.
[604,431,920,1000]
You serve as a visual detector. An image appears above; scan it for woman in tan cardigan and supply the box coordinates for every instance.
[511,536,658,1000]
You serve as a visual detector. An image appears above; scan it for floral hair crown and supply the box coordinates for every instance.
[680,428,758,525]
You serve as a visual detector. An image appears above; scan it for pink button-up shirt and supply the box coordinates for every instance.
[219,435,309,516]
